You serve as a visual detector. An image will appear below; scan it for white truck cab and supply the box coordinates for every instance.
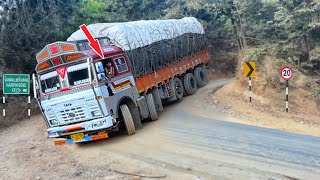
[34,41,143,145]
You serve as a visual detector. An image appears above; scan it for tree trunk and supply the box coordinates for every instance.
[229,0,247,51]
[230,17,243,51]
[298,35,311,69]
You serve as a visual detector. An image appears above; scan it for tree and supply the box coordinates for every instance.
[274,0,320,71]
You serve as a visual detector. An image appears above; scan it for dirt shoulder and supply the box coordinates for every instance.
[209,80,320,137]
[0,116,127,180]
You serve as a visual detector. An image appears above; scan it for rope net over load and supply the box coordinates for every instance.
[67,17,207,77]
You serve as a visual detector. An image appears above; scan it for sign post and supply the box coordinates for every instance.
[280,67,293,112]
[2,74,31,118]
[2,97,5,121]
[244,62,256,102]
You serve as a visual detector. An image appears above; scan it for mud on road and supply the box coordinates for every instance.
[1,79,320,180]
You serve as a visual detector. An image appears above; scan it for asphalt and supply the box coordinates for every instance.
[167,109,320,170]
[72,79,320,179]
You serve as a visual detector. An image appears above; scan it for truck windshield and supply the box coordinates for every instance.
[40,71,60,93]
[40,62,92,94]
[68,63,90,86]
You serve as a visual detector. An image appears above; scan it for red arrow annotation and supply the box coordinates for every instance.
[79,24,105,59]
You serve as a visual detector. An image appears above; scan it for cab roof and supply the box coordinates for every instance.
[35,40,124,72]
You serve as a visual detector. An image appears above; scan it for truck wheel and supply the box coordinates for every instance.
[184,73,198,95]
[202,65,209,84]
[173,77,184,100]
[131,106,142,130]
[180,76,188,97]
[120,104,136,135]
[146,93,158,121]
[194,66,207,87]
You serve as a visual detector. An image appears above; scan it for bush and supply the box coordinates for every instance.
[305,79,320,107]
[237,47,298,94]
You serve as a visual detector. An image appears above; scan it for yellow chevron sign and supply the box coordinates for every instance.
[243,62,256,77]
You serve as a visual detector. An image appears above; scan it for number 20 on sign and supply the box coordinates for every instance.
[281,67,293,81]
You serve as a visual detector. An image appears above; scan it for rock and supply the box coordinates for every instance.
[131,176,141,180]
[35,176,41,180]
[105,175,122,180]
[74,171,82,177]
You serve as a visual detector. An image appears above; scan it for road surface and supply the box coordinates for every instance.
[1,79,320,179]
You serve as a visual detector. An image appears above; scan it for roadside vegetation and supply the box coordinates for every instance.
[0,0,319,129]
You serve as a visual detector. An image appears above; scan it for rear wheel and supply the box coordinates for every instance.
[146,93,158,121]
[194,66,208,87]
[202,65,209,84]
[120,104,136,135]
[131,106,142,130]
[183,73,198,95]
[173,77,184,100]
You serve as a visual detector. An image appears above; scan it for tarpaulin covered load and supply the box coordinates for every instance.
[67,17,205,51]
[67,17,207,77]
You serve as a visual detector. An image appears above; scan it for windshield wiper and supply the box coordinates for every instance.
[49,76,59,89]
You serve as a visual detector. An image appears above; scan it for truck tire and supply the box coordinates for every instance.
[131,106,142,130]
[184,73,198,95]
[202,65,209,84]
[120,104,136,135]
[173,77,184,100]
[146,93,158,121]
[194,66,207,87]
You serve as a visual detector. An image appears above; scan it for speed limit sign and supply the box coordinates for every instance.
[280,66,293,80]
[280,66,293,112]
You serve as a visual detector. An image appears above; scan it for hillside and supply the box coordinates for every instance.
[209,52,320,136]
[0,0,319,132]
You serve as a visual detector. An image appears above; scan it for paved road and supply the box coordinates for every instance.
[70,79,320,180]
[170,109,320,169]
[2,79,320,179]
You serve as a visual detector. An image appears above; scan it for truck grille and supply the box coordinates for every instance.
[56,105,88,124]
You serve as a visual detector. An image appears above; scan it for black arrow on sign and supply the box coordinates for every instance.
[246,62,254,77]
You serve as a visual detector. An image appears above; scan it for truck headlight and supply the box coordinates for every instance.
[91,110,102,117]
[50,119,59,125]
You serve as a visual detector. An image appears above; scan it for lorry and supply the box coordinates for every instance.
[33,17,210,145]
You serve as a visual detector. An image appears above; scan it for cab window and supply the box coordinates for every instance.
[114,57,128,73]
[95,58,114,80]
[40,71,60,93]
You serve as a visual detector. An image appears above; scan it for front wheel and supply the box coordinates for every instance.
[120,104,136,135]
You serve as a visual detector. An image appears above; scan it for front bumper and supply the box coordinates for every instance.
[54,133,108,145]
[47,116,114,138]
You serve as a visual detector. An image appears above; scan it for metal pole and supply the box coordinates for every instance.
[249,77,252,103]
[2,96,5,120]
[28,95,31,119]
[87,58,92,84]
[32,74,37,99]
[286,80,289,112]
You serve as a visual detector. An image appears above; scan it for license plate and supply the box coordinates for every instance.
[70,133,84,141]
